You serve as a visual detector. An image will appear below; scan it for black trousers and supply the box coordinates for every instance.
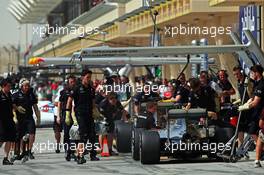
[76,111,97,158]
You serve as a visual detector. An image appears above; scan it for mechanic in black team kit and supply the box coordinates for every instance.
[56,75,77,161]
[237,65,264,168]
[12,78,40,160]
[0,78,16,165]
[66,69,100,164]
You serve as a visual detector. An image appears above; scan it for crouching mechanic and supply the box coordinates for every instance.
[12,78,40,160]
[66,69,99,164]
[99,92,130,155]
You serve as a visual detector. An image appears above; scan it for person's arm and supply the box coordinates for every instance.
[56,102,61,124]
[33,104,41,126]
[65,96,73,125]
[248,96,261,108]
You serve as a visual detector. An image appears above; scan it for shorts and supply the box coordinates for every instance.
[259,130,264,143]
[53,115,63,133]
[238,111,250,132]
[247,120,259,135]
[17,119,36,138]
[0,119,17,142]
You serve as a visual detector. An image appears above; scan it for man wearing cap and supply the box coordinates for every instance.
[12,78,40,160]
[66,69,99,164]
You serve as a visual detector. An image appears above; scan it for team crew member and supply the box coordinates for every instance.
[174,73,190,104]
[256,109,264,168]
[0,78,16,165]
[185,78,217,120]
[217,70,236,104]
[53,91,62,154]
[99,92,129,155]
[145,102,158,129]
[66,70,99,164]
[232,66,254,146]
[237,65,264,167]
[12,78,40,160]
[133,83,160,115]
[57,75,76,161]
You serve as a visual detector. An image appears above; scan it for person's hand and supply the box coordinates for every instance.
[13,112,18,124]
[65,111,71,126]
[72,110,78,126]
[17,106,26,114]
[238,103,250,111]
[183,105,190,111]
[73,118,78,126]
[232,99,241,105]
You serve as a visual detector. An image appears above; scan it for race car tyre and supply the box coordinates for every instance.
[132,128,145,160]
[115,120,132,153]
[140,131,160,164]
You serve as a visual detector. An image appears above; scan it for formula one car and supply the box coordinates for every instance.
[137,107,234,164]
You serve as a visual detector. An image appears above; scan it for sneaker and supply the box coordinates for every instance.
[71,153,77,161]
[22,155,29,163]
[29,152,35,159]
[65,153,71,161]
[55,144,61,153]
[77,156,86,164]
[90,156,100,161]
[254,160,262,168]
[2,158,13,165]
[109,150,119,156]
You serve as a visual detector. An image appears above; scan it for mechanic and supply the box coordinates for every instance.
[66,69,100,164]
[12,78,40,160]
[56,75,76,161]
[174,73,190,104]
[199,71,226,116]
[133,82,160,115]
[256,108,264,168]
[232,66,254,146]
[53,88,62,154]
[217,70,236,104]
[99,92,129,155]
[0,78,16,165]
[185,78,217,120]
[237,65,264,168]
[145,102,158,129]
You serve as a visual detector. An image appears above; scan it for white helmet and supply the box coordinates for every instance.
[69,125,80,140]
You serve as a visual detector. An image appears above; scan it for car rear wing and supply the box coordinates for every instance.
[168,108,207,120]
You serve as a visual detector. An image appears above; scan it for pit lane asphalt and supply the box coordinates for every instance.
[0,128,263,175]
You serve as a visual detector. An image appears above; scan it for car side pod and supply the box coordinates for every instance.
[140,130,160,164]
